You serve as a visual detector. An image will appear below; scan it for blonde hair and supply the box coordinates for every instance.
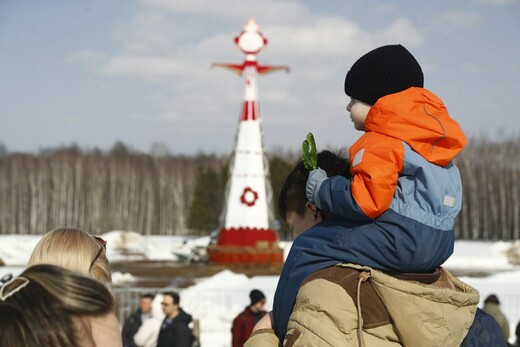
[0,264,114,347]
[28,227,111,284]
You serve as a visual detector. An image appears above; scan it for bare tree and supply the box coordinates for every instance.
[1,139,519,239]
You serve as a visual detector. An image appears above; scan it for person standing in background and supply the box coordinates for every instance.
[231,289,267,347]
[483,294,510,342]
[156,291,195,347]
[133,293,165,347]
[122,293,155,347]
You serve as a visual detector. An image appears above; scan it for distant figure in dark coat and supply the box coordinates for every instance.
[157,291,194,347]
[122,293,155,347]
[231,289,267,347]
[483,294,510,341]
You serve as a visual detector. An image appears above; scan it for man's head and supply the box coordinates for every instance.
[344,44,424,106]
[139,293,155,314]
[278,150,350,238]
[484,294,500,305]
[161,291,180,318]
[249,289,266,313]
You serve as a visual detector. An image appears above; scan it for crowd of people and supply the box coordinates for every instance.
[120,288,268,347]
[1,43,520,347]
[1,208,519,347]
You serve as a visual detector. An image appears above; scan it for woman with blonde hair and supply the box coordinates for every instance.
[28,227,111,283]
[0,264,122,347]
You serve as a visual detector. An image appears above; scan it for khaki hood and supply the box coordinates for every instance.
[344,264,479,347]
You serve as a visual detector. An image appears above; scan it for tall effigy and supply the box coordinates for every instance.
[208,19,288,264]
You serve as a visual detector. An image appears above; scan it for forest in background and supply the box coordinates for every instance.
[0,137,519,240]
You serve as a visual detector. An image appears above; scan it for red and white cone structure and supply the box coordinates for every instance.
[208,19,288,264]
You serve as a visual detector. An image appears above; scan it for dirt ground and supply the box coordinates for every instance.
[111,260,284,288]
[110,260,488,289]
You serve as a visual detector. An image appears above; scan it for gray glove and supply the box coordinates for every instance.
[306,168,327,206]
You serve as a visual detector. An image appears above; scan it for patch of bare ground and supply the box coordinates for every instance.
[111,261,283,288]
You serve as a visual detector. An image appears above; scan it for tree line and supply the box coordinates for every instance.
[0,137,519,240]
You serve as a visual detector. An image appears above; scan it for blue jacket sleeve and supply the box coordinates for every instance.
[317,175,371,222]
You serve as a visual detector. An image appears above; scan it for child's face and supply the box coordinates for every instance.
[347,98,371,131]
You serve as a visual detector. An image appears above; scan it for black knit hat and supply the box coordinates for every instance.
[484,294,500,305]
[249,289,266,305]
[344,44,424,105]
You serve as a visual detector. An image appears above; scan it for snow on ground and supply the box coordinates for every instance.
[445,240,516,271]
[181,270,276,346]
[1,234,520,345]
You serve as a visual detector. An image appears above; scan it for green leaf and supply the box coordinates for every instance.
[302,132,318,170]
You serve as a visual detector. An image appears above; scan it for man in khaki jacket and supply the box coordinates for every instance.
[246,151,480,347]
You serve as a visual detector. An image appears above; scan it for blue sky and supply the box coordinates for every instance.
[1,0,519,155]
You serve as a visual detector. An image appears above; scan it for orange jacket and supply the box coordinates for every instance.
[349,87,466,218]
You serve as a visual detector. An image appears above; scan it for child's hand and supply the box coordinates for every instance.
[306,168,327,205]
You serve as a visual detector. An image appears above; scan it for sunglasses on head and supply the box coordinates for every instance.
[89,236,107,270]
